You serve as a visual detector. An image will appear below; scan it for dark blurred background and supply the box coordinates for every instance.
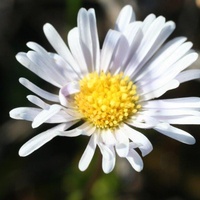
[1,0,200,199]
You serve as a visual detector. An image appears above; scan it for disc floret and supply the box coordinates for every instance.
[75,72,141,129]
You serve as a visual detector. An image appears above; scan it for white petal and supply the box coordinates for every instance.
[76,121,96,136]
[124,16,171,77]
[32,104,63,128]
[51,115,80,124]
[139,41,192,82]
[154,123,196,144]
[100,129,116,146]
[143,97,200,109]
[27,41,47,54]
[160,52,198,84]
[9,107,41,121]
[78,134,97,171]
[131,21,176,79]
[9,106,74,124]
[142,15,166,41]
[123,22,142,45]
[27,94,82,123]
[78,8,93,71]
[141,79,179,101]
[16,53,60,87]
[27,49,66,86]
[126,149,144,172]
[77,8,100,73]
[59,82,80,106]
[122,23,143,70]
[27,95,49,109]
[19,78,59,102]
[98,143,114,160]
[50,53,79,81]
[109,35,129,75]
[142,108,200,117]
[176,69,200,83]
[60,82,80,96]
[100,30,122,73]
[27,42,77,81]
[127,115,159,129]
[166,51,198,80]
[26,51,66,87]
[141,51,197,92]
[141,14,156,32]
[57,128,83,137]
[122,124,153,156]
[102,155,115,174]
[115,129,129,157]
[135,37,187,82]
[88,9,100,72]
[68,27,89,77]
[99,144,116,174]
[139,75,181,97]
[19,122,76,157]
[156,116,200,125]
[114,5,135,32]
[58,121,96,137]
[43,23,81,78]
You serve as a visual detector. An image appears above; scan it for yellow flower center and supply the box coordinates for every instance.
[74,72,141,129]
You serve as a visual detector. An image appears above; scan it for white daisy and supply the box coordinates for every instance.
[10,5,200,174]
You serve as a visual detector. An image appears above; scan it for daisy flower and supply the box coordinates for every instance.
[10,5,200,174]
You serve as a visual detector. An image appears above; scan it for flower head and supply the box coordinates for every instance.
[10,5,200,173]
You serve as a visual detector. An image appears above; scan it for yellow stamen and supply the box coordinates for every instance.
[74,72,141,129]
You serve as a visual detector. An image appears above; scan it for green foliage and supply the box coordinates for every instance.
[66,0,82,26]
[63,151,120,200]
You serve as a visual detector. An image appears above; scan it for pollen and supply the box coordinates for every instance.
[74,72,141,129]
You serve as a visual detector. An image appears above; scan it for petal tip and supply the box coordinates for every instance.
[43,23,53,34]
[9,109,14,118]
[18,147,28,157]
[187,137,196,145]
[78,163,87,172]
